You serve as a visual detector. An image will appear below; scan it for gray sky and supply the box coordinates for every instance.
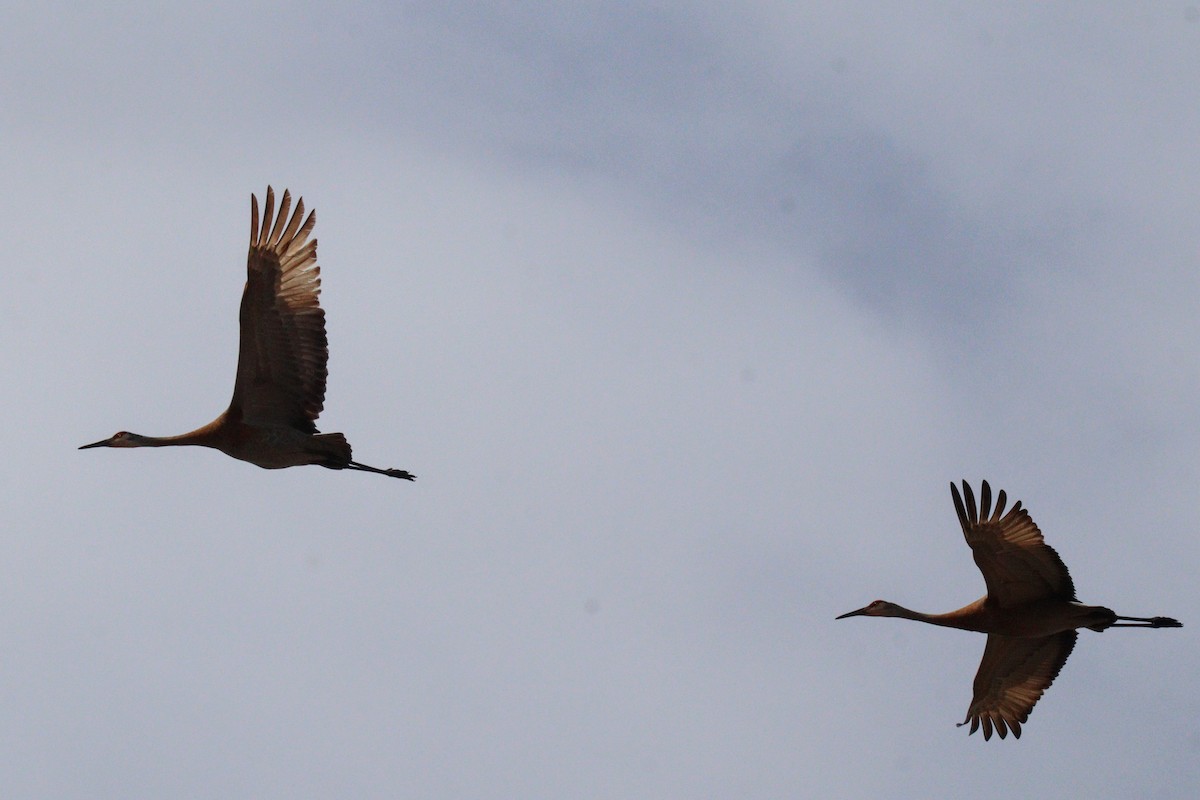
[3,2,1198,797]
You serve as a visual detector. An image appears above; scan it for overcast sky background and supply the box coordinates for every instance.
[2,2,1198,797]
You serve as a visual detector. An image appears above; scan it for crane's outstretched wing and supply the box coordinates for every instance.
[229,187,327,431]
[951,480,1076,607]
[959,630,1076,740]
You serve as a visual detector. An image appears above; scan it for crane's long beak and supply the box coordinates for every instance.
[79,437,114,449]
[836,607,869,620]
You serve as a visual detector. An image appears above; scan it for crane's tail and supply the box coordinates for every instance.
[312,433,353,464]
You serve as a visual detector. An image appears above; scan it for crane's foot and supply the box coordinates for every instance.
[385,469,416,481]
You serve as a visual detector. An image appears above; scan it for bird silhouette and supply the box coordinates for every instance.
[81,187,415,480]
[838,480,1180,739]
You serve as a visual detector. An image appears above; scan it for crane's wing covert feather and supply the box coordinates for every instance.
[230,187,327,431]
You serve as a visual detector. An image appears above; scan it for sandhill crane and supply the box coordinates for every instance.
[837,480,1180,740]
[81,187,415,480]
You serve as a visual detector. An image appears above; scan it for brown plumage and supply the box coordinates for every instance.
[838,480,1179,740]
[81,187,415,480]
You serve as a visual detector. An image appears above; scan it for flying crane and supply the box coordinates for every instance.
[838,480,1180,739]
[81,187,415,481]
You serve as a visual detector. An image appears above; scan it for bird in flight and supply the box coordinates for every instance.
[81,187,415,481]
[837,480,1179,739]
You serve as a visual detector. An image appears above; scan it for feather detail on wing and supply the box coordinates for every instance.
[959,631,1077,740]
[230,187,327,431]
[951,480,1076,607]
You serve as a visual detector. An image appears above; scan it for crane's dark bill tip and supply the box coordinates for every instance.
[79,438,112,450]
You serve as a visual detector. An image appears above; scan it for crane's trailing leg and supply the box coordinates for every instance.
[345,461,416,480]
[311,433,415,480]
[1105,615,1182,629]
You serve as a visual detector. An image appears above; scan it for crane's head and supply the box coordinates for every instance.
[836,600,903,619]
[79,431,143,449]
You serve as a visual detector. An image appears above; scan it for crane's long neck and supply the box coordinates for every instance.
[129,417,226,448]
[887,600,989,633]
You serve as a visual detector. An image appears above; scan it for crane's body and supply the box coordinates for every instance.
[838,480,1180,740]
[86,417,366,472]
[81,187,414,481]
